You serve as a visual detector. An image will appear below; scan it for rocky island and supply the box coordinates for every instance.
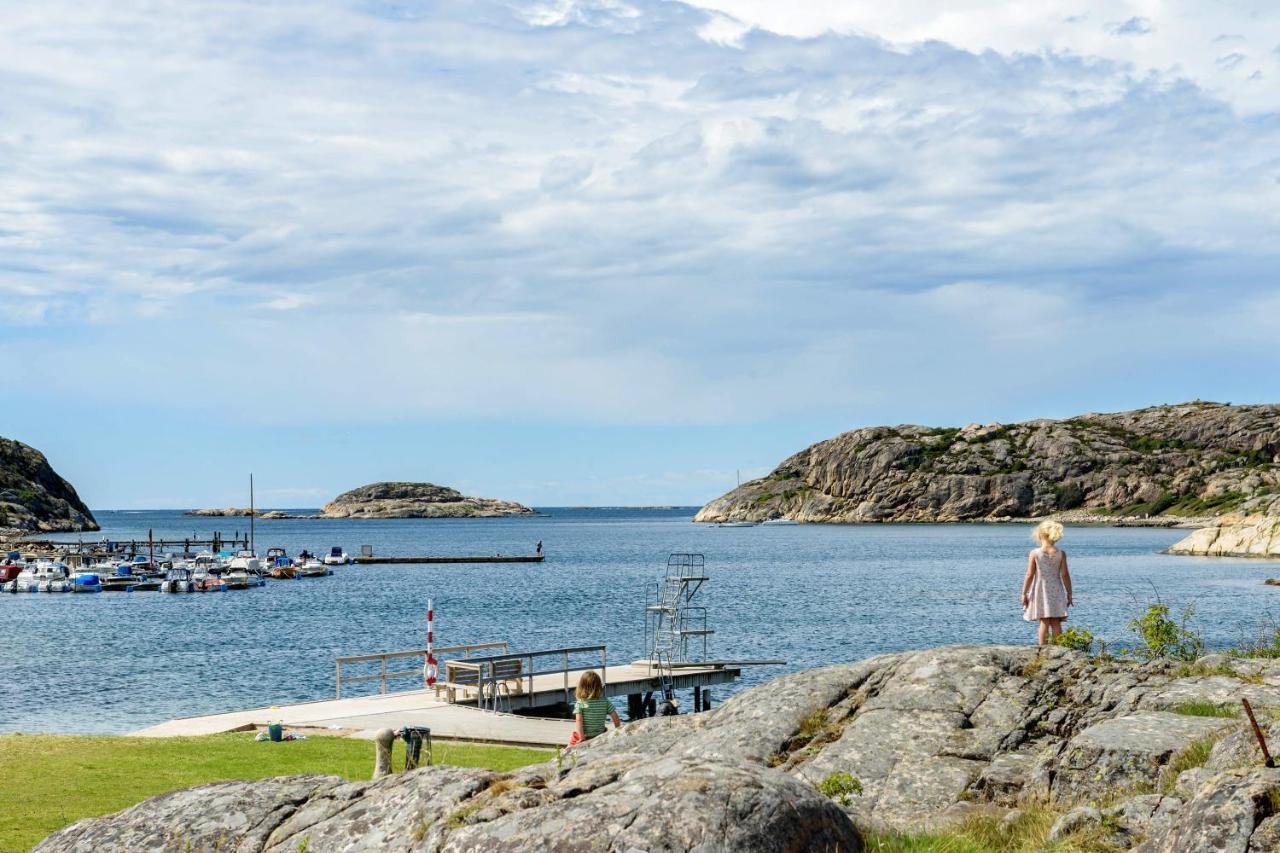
[183,507,258,517]
[40,644,1280,851]
[0,437,97,537]
[319,482,535,519]
[696,401,1280,532]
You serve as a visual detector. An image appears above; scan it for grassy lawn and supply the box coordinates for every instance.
[0,733,552,853]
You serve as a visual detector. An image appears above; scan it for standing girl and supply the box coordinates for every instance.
[1021,519,1073,645]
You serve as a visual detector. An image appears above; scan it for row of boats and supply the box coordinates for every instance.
[1,546,354,594]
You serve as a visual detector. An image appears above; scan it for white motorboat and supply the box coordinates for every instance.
[323,546,350,566]
[715,521,758,528]
[223,567,265,589]
[159,567,196,593]
[295,558,332,577]
[761,517,799,525]
[227,550,262,574]
[6,562,73,593]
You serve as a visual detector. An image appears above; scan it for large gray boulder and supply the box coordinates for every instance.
[1050,712,1237,804]
[1134,768,1280,852]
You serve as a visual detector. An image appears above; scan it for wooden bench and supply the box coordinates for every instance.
[444,658,524,704]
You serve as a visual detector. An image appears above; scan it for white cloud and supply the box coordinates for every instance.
[1,0,1278,430]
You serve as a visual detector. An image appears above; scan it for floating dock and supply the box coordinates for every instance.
[353,554,544,565]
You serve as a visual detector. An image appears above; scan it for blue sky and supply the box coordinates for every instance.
[2,0,1278,509]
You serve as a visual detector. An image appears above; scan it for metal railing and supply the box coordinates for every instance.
[334,641,509,698]
[446,645,607,711]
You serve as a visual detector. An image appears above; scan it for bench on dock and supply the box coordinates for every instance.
[444,658,525,704]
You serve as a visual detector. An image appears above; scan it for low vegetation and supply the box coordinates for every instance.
[1159,735,1218,794]
[0,733,550,853]
[817,771,863,806]
[1170,701,1239,718]
[865,801,1119,852]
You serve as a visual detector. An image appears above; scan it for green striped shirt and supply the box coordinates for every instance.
[573,697,616,738]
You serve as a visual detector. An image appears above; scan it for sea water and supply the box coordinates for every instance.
[2,508,1278,734]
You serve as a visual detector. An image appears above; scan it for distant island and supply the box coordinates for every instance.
[183,507,258,517]
[696,401,1280,547]
[319,482,535,519]
[0,437,98,536]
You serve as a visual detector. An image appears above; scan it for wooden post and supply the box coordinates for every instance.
[373,728,395,778]
[1243,699,1275,767]
[702,687,711,711]
[627,693,644,721]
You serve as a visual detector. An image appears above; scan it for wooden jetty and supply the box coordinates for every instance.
[16,532,249,557]
[140,641,782,747]
[353,554,544,565]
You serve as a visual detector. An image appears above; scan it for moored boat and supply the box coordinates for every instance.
[159,567,196,593]
[6,562,73,593]
[323,546,350,566]
[70,571,102,592]
[223,567,265,589]
[295,559,332,577]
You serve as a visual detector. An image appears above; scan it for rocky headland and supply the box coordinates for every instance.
[695,402,1280,532]
[320,482,535,519]
[41,644,1280,851]
[0,437,97,539]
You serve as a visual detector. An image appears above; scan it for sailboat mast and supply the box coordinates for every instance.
[249,473,255,554]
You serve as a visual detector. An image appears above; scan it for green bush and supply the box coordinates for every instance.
[1051,627,1095,654]
[817,771,863,806]
[1127,603,1204,661]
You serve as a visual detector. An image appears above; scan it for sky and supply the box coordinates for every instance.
[1,0,1278,509]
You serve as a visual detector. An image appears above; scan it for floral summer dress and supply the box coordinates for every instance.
[1023,547,1068,621]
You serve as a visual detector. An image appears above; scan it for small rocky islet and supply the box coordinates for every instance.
[319,482,535,519]
[180,483,536,521]
[39,644,1280,851]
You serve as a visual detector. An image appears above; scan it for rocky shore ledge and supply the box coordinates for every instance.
[696,401,1280,526]
[40,644,1280,851]
[320,482,535,519]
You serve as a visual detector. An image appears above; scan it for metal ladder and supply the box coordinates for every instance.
[646,554,711,700]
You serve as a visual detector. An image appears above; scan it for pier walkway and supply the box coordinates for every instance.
[135,659,747,747]
[132,689,574,747]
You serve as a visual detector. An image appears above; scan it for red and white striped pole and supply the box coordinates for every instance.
[424,599,438,686]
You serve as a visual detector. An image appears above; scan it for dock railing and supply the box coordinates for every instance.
[447,645,607,712]
[334,641,510,698]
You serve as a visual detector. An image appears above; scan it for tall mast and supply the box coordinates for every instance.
[249,473,255,554]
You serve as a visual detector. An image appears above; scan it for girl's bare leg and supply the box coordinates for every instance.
[1037,619,1049,645]
[1049,618,1064,639]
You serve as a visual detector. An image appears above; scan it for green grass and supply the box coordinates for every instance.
[1170,701,1239,718]
[1159,735,1218,794]
[865,802,1119,852]
[0,733,551,853]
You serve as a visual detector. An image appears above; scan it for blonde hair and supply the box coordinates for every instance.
[1035,519,1064,545]
[575,670,604,701]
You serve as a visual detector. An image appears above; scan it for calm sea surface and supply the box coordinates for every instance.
[3,508,1279,734]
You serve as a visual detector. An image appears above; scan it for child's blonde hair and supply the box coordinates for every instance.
[575,670,604,701]
[1035,519,1064,544]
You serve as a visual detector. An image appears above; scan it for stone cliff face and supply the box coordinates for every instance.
[41,645,1280,852]
[695,401,1280,524]
[320,482,535,519]
[0,437,98,534]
